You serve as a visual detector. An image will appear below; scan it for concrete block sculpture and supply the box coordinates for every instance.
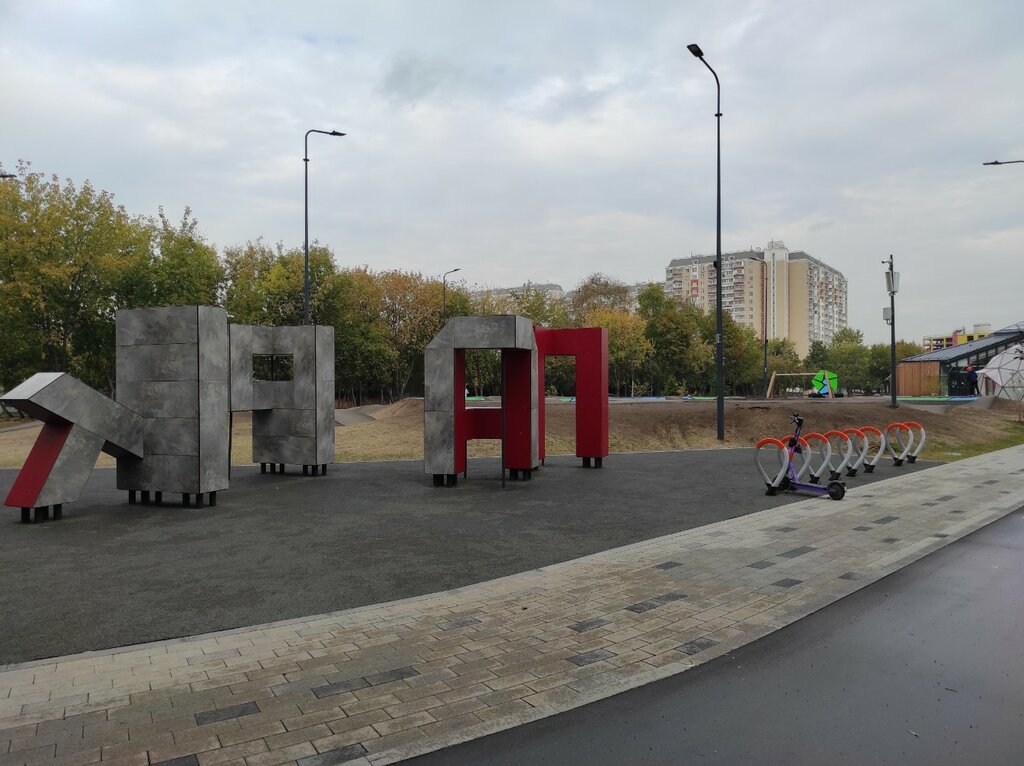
[423,316,609,487]
[1,305,336,521]
[424,316,539,486]
[2,373,143,521]
[230,324,335,475]
[115,306,230,507]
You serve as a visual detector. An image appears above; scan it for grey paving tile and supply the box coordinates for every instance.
[873,516,899,524]
[363,666,419,686]
[568,618,611,634]
[654,561,682,570]
[566,649,616,667]
[676,637,718,656]
[838,572,861,581]
[652,593,687,604]
[437,617,481,631]
[853,526,873,531]
[748,560,775,569]
[771,578,803,589]
[152,756,199,766]
[296,744,368,766]
[194,701,259,726]
[775,526,798,532]
[312,678,369,699]
[778,546,816,559]
[625,601,661,614]
[882,537,900,544]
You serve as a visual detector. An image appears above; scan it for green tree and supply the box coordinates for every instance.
[223,239,276,324]
[804,340,829,371]
[831,327,864,346]
[586,307,652,396]
[149,207,224,306]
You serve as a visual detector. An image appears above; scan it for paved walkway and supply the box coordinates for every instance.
[2,446,1022,766]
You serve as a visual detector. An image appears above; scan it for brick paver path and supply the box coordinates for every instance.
[3,446,1022,766]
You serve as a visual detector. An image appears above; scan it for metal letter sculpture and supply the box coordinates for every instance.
[423,316,609,486]
[2,306,335,520]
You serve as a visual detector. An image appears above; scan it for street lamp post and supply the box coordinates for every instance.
[688,43,725,440]
[442,268,461,316]
[304,129,345,325]
[883,255,899,408]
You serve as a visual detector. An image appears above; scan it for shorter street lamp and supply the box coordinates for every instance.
[883,255,899,408]
[442,268,461,315]
[983,160,1024,165]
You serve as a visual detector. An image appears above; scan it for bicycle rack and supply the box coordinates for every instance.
[824,430,854,480]
[885,422,913,466]
[800,432,832,484]
[904,421,926,463]
[754,437,790,492]
[859,425,886,473]
[842,427,869,476]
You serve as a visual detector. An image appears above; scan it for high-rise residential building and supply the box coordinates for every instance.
[665,240,847,358]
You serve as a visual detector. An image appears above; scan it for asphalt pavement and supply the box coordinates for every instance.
[0,451,932,665]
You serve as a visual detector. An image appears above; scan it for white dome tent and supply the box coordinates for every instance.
[980,343,1024,421]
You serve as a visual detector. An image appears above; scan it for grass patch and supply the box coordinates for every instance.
[923,422,1024,462]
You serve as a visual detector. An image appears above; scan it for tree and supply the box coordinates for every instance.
[638,287,712,395]
[0,163,153,392]
[149,207,224,307]
[570,273,632,325]
[223,239,277,324]
[586,307,652,396]
[804,340,829,371]
[831,327,864,346]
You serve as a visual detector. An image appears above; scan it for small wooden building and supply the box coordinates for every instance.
[897,322,1024,396]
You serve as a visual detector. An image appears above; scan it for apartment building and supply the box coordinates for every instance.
[665,240,847,358]
[921,323,992,352]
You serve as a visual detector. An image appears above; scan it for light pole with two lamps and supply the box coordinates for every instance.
[304,129,345,325]
[883,255,899,408]
[687,42,725,440]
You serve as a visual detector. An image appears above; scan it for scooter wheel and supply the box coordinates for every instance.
[827,481,845,501]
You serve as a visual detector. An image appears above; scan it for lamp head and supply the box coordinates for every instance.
[687,43,704,58]
[0,173,16,179]
[329,131,345,136]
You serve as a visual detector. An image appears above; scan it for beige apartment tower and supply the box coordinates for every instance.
[665,241,847,358]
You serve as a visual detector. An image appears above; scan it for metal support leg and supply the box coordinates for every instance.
[195,493,204,508]
[129,490,137,504]
[321,464,327,475]
[595,457,603,468]
[21,507,30,523]
[141,490,150,504]
[209,491,217,507]
[279,463,285,473]
[261,463,267,474]
[53,504,62,520]
[583,457,591,468]
[34,507,47,522]
[182,493,191,506]
[155,491,162,505]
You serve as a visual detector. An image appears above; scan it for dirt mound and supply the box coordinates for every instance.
[0,397,1020,468]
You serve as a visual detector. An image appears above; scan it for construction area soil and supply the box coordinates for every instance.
[0,397,1020,468]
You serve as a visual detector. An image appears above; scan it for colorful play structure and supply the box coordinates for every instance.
[754,412,927,499]
[2,306,335,522]
[423,315,609,486]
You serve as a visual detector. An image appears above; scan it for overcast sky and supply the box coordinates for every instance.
[2,0,1021,344]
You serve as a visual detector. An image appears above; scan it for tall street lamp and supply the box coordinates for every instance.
[983,160,1024,165]
[442,268,461,316]
[883,254,899,408]
[304,129,345,325]
[688,42,725,440]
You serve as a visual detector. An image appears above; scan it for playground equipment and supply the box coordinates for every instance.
[765,371,835,399]
[755,413,845,500]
